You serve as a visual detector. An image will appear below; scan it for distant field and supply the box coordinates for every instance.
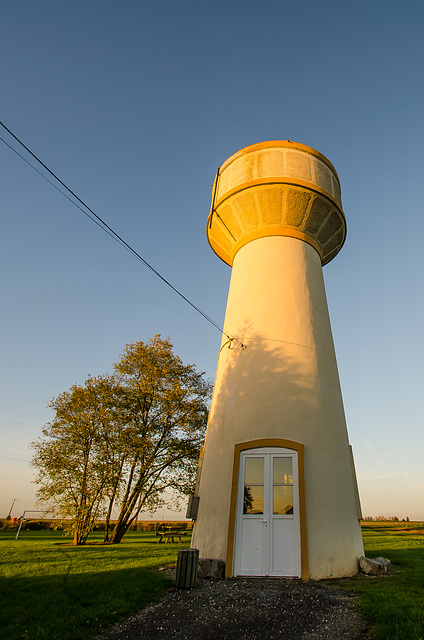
[361,520,424,531]
[0,529,191,640]
[1,524,424,640]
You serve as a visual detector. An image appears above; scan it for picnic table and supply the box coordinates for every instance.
[156,527,189,544]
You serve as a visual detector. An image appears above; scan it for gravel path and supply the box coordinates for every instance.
[97,577,368,640]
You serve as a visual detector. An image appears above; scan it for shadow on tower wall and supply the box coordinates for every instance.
[204,324,321,458]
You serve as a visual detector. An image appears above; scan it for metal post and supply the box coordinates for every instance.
[7,498,16,520]
[14,510,47,540]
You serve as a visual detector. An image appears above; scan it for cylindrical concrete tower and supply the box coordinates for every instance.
[191,140,363,580]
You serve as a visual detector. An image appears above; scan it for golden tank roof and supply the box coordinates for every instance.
[207,140,347,266]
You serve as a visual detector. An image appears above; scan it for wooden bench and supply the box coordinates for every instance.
[156,530,188,544]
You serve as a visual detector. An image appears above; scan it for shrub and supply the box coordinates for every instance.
[23,520,48,531]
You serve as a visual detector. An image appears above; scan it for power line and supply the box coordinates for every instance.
[0,135,119,245]
[0,455,31,465]
[0,121,237,342]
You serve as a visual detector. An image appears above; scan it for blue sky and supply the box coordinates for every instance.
[1,0,423,521]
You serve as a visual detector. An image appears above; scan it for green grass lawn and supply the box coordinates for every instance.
[0,529,190,640]
[330,522,424,640]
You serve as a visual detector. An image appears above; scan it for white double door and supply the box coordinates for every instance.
[234,448,301,577]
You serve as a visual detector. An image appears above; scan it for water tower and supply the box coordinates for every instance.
[191,141,363,580]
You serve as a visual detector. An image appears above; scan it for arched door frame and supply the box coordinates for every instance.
[226,438,308,580]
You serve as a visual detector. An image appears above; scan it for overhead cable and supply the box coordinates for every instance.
[0,121,240,343]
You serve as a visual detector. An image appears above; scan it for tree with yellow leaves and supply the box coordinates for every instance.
[31,336,211,545]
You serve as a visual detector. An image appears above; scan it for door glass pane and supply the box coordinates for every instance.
[273,457,294,514]
[244,485,264,514]
[273,457,293,485]
[273,485,294,514]
[245,457,264,484]
[244,457,264,514]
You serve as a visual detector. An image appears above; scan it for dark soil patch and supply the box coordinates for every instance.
[97,577,368,639]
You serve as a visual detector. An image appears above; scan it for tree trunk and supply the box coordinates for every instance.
[73,517,86,545]
[108,522,128,544]
[108,495,145,543]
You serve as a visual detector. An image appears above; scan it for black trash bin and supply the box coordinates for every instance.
[175,548,199,589]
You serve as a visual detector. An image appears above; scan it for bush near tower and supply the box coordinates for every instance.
[31,336,211,545]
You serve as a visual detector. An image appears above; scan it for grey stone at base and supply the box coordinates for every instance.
[198,558,225,579]
[359,556,391,575]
